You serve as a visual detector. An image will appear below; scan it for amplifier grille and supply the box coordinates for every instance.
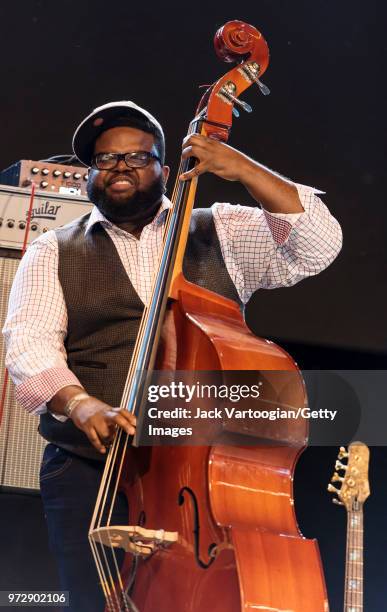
[0,255,46,490]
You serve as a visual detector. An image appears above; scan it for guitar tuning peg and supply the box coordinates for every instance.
[338,446,349,460]
[232,107,240,118]
[327,483,340,495]
[332,498,344,506]
[331,471,344,483]
[335,460,347,471]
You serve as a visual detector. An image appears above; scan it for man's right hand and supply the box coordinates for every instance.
[47,385,136,455]
[69,396,136,454]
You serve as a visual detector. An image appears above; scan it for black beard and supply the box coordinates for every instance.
[87,172,166,225]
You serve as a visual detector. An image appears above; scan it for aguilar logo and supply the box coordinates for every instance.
[29,202,61,220]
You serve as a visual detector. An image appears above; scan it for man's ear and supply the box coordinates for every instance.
[162,165,170,184]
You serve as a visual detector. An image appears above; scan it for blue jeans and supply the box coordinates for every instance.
[40,444,128,612]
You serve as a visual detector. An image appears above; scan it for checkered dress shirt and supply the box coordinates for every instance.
[2,184,342,415]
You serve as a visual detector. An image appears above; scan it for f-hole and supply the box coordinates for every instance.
[178,486,217,569]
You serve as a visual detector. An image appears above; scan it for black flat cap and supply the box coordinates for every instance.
[72,100,165,166]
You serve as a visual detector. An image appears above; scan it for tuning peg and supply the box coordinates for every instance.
[332,498,344,506]
[338,446,349,460]
[327,483,340,495]
[331,472,344,483]
[335,460,347,471]
[255,79,271,96]
[220,81,253,113]
[232,107,240,118]
[228,93,253,113]
[242,62,271,96]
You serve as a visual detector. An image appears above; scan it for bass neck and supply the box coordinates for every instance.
[344,505,364,612]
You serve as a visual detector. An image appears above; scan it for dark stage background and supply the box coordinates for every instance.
[0,1,386,610]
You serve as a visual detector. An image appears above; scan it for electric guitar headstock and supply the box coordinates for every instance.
[328,441,370,512]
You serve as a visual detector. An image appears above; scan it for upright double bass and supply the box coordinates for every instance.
[89,20,329,612]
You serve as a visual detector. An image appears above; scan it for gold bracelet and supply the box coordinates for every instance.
[64,392,90,418]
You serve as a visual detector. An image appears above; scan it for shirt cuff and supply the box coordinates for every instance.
[15,367,83,417]
[263,183,324,245]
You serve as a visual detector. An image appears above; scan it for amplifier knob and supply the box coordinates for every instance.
[63,171,71,178]
[41,168,50,175]
[73,172,81,180]
[19,221,26,229]
[53,170,62,177]
[7,220,15,228]
[31,167,39,174]
[40,181,49,188]
[31,224,38,231]
[83,173,89,180]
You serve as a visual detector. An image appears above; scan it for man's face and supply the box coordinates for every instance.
[87,126,169,227]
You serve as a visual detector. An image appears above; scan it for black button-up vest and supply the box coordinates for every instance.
[39,208,241,458]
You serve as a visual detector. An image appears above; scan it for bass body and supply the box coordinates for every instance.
[116,279,328,611]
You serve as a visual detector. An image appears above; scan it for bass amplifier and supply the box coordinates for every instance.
[0,185,92,491]
[0,159,89,196]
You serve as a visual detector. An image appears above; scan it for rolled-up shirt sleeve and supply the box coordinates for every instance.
[2,231,81,415]
[212,183,343,304]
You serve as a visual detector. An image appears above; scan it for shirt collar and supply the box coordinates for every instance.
[84,196,171,236]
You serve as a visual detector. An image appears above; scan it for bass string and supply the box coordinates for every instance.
[106,121,198,467]
[92,504,137,612]
[89,448,127,611]
[91,115,201,558]
[91,520,139,612]
[113,115,198,426]
[106,431,131,528]
[89,536,114,608]
[90,428,124,530]
[89,113,204,605]
[355,507,363,608]
[92,299,152,528]
[89,535,122,611]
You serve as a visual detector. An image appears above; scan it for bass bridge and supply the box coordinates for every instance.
[89,525,178,557]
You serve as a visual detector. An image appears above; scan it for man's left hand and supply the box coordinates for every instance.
[179,132,304,214]
[180,134,249,182]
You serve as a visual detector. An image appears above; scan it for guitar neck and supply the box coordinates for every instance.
[344,507,363,612]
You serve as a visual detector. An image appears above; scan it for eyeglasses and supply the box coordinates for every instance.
[92,151,161,170]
